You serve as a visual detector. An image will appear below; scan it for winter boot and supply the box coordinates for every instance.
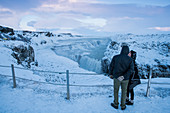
[121,106,126,110]
[126,100,134,105]
[111,103,118,109]
[125,98,130,104]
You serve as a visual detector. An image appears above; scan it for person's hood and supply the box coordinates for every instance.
[131,50,137,60]
[120,46,129,55]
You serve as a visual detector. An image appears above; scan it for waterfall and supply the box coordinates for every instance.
[79,56,102,73]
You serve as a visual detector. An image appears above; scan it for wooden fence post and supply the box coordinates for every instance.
[66,70,70,100]
[146,67,152,97]
[11,64,16,88]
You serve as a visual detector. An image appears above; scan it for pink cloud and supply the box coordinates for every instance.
[148,27,170,31]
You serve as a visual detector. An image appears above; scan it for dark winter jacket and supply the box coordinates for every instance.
[130,61,140,80]
[128,60,141,90]
[109,46,134,80]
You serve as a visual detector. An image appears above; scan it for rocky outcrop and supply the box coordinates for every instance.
[58,33,73,37]
[45,32,54,37]
[11,45,38,68]
[0,26,14,35]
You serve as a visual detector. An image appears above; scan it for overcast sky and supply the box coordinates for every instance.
[0,0,170,35]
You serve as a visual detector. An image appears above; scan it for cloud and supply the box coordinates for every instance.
[0,6,22,29]
[116,16,143,20]
[27,21,37,27]
[0,8,13,13]
[67,0,170,6]
[0,0,44,11]
[33,13,81,30]
[148,27,170,31]
[75,16,107,27]
[1,0,170,34]
[19,15,39,31]
[24,2,170,34]
[69,0,77,3]
[32,1,169,18]
[0,7,14,17]
[68,0,103,4]
[32,4,72,12]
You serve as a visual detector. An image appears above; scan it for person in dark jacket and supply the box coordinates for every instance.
[109,46,134,110]
[126,50,141,105]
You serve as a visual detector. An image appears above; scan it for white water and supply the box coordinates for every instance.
[52,38,111,73]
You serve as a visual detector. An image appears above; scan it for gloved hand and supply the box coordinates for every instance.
[117,76,124,81]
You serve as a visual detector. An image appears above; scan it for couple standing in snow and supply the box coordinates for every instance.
[109,45,141,110]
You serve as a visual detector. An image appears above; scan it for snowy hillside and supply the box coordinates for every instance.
[0,26,170,113]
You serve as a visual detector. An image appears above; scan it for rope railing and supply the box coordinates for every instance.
[0,65,103,75]
[0,64,169,76]
[16,76,66,86]
[0,73,113,87]
[0,65,11,68]
[1,73,169,86]
[0,73,12,78]
[0,64,170,99]
[0,64,169,85]
[0,65,110,89]
[149,82,170,85]
[14,66,66,74]
[0,65,66,74]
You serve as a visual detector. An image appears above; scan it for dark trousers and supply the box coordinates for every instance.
[127,86,134,100]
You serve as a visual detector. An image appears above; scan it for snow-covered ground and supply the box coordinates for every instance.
[0,31,170,113]
[0,79,170,113]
